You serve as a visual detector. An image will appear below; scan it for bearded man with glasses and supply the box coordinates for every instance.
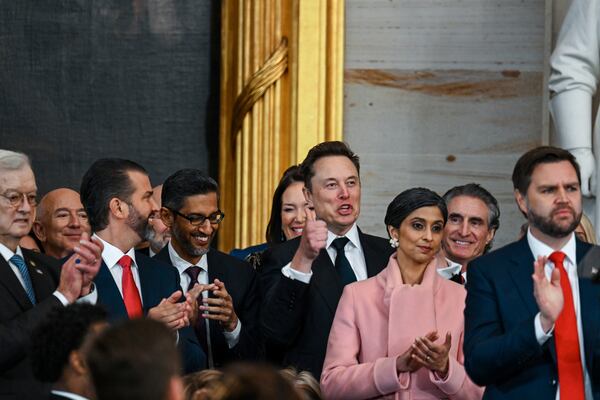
[155,168,262,368]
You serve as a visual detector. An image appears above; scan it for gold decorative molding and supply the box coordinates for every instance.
[218,0,344,252]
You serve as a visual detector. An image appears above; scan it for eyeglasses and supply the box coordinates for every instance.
[168,208,225,226]
[0,191,38,208]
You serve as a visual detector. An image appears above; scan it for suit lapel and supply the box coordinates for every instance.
[0,255,32,309]
[22,251,55,301]
[576,241,599,371]
[137,257,159,312]
[507,237,538,316]
[312,249,343,315]
[95,261,129,319]
[359,230,389,277]
[207,250,226,284]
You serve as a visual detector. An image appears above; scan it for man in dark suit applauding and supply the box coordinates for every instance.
[0,150,103,399]
[80,159,205,372]
[464,146,600,399]
[259,141,393,379]
[155,169,261,368]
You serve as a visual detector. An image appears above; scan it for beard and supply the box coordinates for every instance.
[527,204,581,238]
[171,221,211,258]
[144,225,170,252]
[126,203,150,241]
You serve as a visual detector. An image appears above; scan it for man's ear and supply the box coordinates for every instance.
[485,228,496,245]
[160,207,174,228]
[32,221,46,242]
[69,350,87,376]
[108,198,127,219]
[514,189,528,216]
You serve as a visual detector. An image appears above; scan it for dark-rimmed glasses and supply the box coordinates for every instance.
[168,208,225,226]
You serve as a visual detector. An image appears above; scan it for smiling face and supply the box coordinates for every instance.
[34,188,91,258]
[304,156,360,236]
[280,181,309,240]
[515,160,582,240]
[389,206,444,266]
[0,166,37,250]
[123,171,158,242]
[166,192,219,264]
[441,195,494,266]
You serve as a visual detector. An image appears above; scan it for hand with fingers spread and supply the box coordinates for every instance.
[57,232,104,302]
[411,331,452,378]
[532,255,564,332]
[291,205,328,273]
[200,279,239,332]
[148,290,189,330]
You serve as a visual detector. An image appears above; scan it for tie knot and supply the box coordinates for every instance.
[549,251,566,266]
[10,254,25,267]
[118,255,133,270]
[331,237,350,251]
[185,266,202,281]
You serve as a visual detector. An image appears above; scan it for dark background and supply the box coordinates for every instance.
[0,0,220,194]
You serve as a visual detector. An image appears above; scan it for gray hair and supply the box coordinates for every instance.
[0,150,31,173]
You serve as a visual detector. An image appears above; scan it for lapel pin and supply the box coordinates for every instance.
[30,260,36,267]
[35,268,44,275]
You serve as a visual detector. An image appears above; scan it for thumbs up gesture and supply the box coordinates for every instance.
[291,206,328,273]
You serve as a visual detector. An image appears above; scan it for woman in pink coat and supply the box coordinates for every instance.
[321,188,483,400]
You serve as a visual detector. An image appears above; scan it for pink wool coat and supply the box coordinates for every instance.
[321,255,483,400]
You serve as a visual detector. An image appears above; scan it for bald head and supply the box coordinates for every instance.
[33,188,91,258]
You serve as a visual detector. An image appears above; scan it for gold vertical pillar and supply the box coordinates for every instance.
[219,0,344,252]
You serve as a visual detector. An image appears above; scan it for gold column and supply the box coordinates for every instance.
[219,0,344,252]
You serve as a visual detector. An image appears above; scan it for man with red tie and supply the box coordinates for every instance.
[464,146,600,399]
[79,158,206,372]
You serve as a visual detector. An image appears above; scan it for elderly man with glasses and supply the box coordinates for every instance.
[155,168,262,368]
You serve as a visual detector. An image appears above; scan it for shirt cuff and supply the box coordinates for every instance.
[223,320,242,348]
[282,262,313,283]
[52,291,69,306]
[534,312,554,345]
[76,283,98,305]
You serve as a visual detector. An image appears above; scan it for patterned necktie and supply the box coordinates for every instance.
[10,255,36,304]
[548,251,585,400]
[331,237,357,286]
[118,255,143,319]
[185,265,211,365]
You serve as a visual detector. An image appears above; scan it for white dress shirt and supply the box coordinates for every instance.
[0,242,96,305]
[282,223,368,283]
[167,241,241,352]
[50,390,90,400]
[436,257,466,282]
[527,229,592,400]
[95,235,144,305]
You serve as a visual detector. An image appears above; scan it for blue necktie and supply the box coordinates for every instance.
[10,255,36,304]
[331,237,357,286]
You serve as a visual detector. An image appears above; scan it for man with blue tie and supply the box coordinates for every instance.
[79,158,206,372]
[464,146,600,399]
[0,149,103,399]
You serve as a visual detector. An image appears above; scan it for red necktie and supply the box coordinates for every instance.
[119,255,143,319]
[548,251,585,400]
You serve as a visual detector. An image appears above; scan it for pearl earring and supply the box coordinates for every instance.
[389,237,399,248]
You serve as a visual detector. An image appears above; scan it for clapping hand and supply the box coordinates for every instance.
[411,331,452,379]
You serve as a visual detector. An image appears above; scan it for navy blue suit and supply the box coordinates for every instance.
[94,251,206,372]
[464,237,600,399]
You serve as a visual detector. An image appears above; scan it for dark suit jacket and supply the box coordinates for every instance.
[464,237,600,399]
[0,249,61,400]
[154,246,262,367]
[258,230,392,379]
[94,251,206,373]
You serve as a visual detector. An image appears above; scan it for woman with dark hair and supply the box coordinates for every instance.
[230,165,310,266]
[321,188,483,400]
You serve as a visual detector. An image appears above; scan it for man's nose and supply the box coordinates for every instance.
[69,212,81,227]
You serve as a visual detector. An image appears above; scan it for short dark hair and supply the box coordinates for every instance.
[87,319,181,400]
[265,165,304,243]
[512,146,581,195]
[443,183,500,232]
[300,141,360,190]
[384,187,447,229]
[80,158,147,232]
[162,168,219,211]
[30,304,107,383]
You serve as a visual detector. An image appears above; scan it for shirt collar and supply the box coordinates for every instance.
[327,223,361,250]
[436,257,463,279]
[0,242,22,263]
[93,234,137,269]
[50,390,90,400]
[526,228,577,265]
[167,241,208,275]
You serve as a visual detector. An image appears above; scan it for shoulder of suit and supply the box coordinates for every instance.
[468,239,525,272]
[24,248,61,269]
[209,249,254,271]
[137,251,178,276]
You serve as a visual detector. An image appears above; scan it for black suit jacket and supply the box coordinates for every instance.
[0,249,62,400]
[258,230,392,379]
[94,251,206,373]
[464,237,600,399]
[154,246,262,367]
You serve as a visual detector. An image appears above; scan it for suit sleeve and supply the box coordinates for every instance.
[463,260,544,386]
[321,285,405,400]
[0,295,62,372]
[259,246,311,346]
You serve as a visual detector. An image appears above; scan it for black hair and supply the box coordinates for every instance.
[162,168,219,211]
[265,165,304,243]
[384,187,447,229]
[80,158,147,232]
[300,141,360,191]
